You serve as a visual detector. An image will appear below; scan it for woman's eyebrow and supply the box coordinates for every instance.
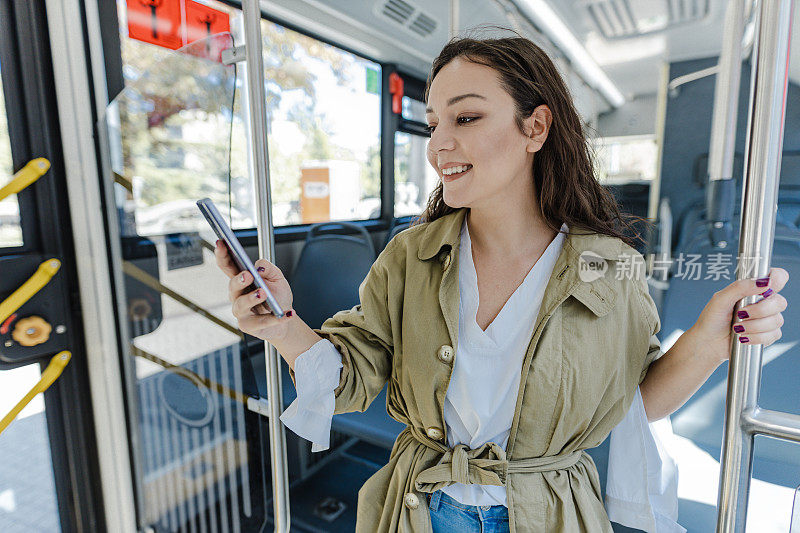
[425,93,487,113]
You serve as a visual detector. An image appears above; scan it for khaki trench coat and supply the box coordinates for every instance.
[288,207,663,532]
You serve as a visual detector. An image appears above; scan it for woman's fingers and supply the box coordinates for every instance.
[734,326,783,346]
[733,312,784,334]
[714,267,789,308]
[254,258,284,282]
[228,269,253,304]
[232,286,268,318]
[736,291,788,320]
[214,240,239,279]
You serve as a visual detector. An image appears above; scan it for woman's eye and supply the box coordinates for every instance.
[424,124,436,133]
[457,116,480,125]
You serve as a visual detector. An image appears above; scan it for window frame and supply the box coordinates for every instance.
[392,71,433,222]
[0,0,41,253]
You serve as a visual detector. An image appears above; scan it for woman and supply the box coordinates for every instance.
[215,36,788,532]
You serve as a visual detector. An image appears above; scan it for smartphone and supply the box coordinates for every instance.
[197,198,285,318]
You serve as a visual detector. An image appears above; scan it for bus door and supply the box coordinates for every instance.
[102,30,272,532]
[0,1,104,531]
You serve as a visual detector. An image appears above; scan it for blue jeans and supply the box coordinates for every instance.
[427,490,510,533]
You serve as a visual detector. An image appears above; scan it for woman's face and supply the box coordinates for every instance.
[425,57,547,211]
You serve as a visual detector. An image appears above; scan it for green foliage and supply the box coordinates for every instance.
[115,19,378,227]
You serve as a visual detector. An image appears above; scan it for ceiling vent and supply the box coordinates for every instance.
[376,0,439,39]
[586,0,710,39]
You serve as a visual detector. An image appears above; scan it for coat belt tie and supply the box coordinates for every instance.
[408,427,584,494]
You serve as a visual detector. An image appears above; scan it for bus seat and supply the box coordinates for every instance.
[266,359,404,450]
[676,206,800,257]
[290,222,376,330]
[384,219,411,249]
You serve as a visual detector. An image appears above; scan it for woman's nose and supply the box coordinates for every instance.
[428,127,455,153]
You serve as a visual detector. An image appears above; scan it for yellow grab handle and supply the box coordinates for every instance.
[0,158,50,202]
[0,258,61,324]
[0,351,71,436]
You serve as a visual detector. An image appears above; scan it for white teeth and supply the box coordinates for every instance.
[442,164,471,175]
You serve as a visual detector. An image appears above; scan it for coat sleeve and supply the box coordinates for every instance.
[636,274,664,385]
[287,240,395,414]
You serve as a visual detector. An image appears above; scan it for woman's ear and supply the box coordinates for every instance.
[524,104,553,153]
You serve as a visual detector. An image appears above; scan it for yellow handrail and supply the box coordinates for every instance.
[0,258,61,324]
[0,158,50,202]
[0,351,71,436]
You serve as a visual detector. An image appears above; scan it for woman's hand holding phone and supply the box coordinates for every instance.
[214,239,294,342]
[213,240,325,371]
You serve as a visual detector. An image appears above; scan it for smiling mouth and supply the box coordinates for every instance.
[441,164,473,181]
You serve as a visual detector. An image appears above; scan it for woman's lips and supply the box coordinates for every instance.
[442,166,472,182]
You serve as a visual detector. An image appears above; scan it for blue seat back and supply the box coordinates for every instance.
[290,222,376,330]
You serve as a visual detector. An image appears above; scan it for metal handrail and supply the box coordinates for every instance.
[706,0,745,248]
[240,1,291,530]
[0,259,62,324]
[0,158,50,202]
[0,351,71,435]
[715,0,796,531]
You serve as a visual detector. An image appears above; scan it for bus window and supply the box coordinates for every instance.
[115,3,242,238]
[394,131,438,217]
[246,20,383,226]
[593,134,659,183]
[401,94,427,123]
[0,64,21,248]
[394,95,437,217]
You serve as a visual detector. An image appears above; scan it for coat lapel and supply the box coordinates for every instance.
[506,225,625,457]
[417,209,468,352]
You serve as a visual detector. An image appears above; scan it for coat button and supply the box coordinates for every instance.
[426,427,443,440]
[437,345,454,363]
[404,492,419,510]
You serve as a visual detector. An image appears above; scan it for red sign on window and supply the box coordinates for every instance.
[185,1,230,44]
[126,0,183,51]
[126,0,231,60]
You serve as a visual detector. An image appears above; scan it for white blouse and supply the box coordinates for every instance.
[279,218,684,533]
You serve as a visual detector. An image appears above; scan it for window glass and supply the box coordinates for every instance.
[0,59,22,247]
[244,20,382,225]
[117,1,382,229]
[115,1,243,236]
[593,135,658,183]
[0,365,61,531]
[394,131,438,217]
[401,95,427,123]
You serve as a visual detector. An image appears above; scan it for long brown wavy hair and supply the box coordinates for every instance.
[415,33,651,249]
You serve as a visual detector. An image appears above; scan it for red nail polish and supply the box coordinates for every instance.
[286,310,293,317]
[756,277,770,287]
[739,336,749,343]
[734,325,745,333]
[257,266,265,272]
[761,288,773,298]
[255,290,261,299]
[738,310,749,319]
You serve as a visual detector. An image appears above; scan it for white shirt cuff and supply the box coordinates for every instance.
[279,339,343,452]
[605,387,685,533]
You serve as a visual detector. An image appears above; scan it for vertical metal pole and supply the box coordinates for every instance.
[449,0,459,39]
[706,0,744,247]
[240,1,291,531]
[708,0,745,185]
[716,0,794,531]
